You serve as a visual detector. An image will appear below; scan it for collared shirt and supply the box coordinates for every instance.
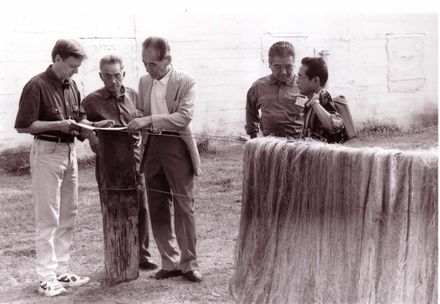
[82,86,139,127]
[151,69,171,115]
[14,65,86,137]
[303,89,345,143]
[245,74,304,138]
[82,85,142,169]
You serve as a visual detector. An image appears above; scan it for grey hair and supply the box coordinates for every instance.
[99,54,124,70]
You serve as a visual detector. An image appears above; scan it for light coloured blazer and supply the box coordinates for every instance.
[137,68,201,176]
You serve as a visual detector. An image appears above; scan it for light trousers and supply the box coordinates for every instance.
[30,139,78,281]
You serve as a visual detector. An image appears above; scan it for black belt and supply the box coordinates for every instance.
[35,135,75,143]
[149,130,180,136]
[161,131,180,136]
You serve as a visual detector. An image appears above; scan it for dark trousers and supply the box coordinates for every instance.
[137,172,152,262]
[144,135,198,273]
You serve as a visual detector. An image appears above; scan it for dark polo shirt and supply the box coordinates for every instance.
[245,74,304,138]
[14,65,86,137]
[82,86,142,170]
[82,86,139,127]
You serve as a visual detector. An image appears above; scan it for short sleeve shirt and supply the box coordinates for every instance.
[304,89,344,143]
[82,86,139,127]
[14,65,86,137]
[82,86,142,168]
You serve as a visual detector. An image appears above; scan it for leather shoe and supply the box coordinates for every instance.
[153,269,183,280]
[139,260,158,271]
[183,270,203,283]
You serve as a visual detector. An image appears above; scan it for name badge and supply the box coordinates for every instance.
[295,96,308,107]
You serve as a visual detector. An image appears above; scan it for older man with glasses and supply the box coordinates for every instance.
[82,54,158,272]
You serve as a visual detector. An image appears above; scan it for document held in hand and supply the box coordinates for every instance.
[71,121,127,131]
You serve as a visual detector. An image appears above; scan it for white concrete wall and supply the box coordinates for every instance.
[0,13,437,153]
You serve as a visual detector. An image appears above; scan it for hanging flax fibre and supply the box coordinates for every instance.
[231,138,437,304]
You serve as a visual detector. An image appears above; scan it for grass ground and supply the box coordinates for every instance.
[0,126,437,304]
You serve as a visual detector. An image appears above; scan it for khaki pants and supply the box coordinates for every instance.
[30,139,78,281]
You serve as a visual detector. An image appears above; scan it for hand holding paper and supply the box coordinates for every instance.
[72,120,127,131]
[94,120,115,128]
[127,116,152,131]
[58,119,80,134]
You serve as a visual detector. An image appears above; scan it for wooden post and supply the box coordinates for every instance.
[96,130,139,285]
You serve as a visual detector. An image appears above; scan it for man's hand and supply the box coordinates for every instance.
[58,119,80,135]
[127,117,152,131]
[94,120,115,128]
[88,134,100,154]
[134,109,144,118]
[306,93,320,108]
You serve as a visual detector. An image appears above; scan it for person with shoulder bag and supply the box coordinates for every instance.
[298,56,356,143]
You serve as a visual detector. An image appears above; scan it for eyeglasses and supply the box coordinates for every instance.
[101,73,123,81]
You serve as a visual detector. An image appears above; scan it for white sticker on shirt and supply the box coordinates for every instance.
[295,96,308,107]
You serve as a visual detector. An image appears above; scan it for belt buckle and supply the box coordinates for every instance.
[150,128,162,135]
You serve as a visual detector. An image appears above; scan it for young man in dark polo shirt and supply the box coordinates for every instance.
[14,39,113,297]
[297,57,345,143]
[82,54,158,271]
[245,41,305,139]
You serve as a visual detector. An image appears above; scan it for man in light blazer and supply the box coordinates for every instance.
[128,37,202,283]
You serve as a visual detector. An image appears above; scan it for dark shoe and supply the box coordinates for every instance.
[183,270,203,283]
[153,269,183,280]
[139,260,158,271]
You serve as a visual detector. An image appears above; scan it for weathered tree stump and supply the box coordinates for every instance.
[96,130,139,285]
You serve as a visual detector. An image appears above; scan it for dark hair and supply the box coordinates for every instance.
[268,41,295,61]
[301,57,328,86]
[51,39,86,62]
[142,37,170,61]
[99,54,124,70]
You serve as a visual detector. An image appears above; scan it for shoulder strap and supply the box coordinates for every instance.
[333,95,357,139]
[301,107,316,139]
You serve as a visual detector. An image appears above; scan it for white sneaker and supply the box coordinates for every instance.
[38,279,66,297]
[57,273,90,287]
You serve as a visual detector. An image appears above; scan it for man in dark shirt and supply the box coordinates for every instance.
[14,39,113,297]
[297,57,344,143]
[245,41,305,139]
[82,54,158,271]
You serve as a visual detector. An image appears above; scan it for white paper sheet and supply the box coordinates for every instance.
[71,121,127,131]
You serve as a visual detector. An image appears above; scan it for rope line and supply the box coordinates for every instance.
[0,129,248,157]
[144,187,194,198]
[99,184,195,198]
[1,122,438,157]
[123,128,248,144]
